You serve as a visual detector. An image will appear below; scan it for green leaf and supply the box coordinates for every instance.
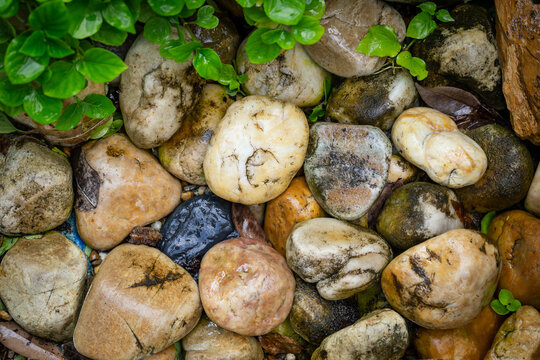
[309,106,324,122]
[144,16,171,44]
[185,0,204,10]
[217,63,239,89]
[67,0,103,39]
[91,22,128,46]
[0,0,13,13]
[4,33,50,84]
[173,341,182,360]
[0,77,32,106]
[396,50,428,80]
[291,16,324,45]
[138,1,155,22]
[264,0,304,26]
[0,103,23,117]
[507,299,521,312]
[236,0,257,7]
[29,1,70,38]
[481,211,497,234]
[245,28,282,64]
[168,41,202,62]
[243,6,276,28]
[78,48,128,82]
[179,6,197,17]
[147,0,184,16]
[82,93,116,118]
[323,76,331,103]
[23,87,63,124]
[490,300,509,315]
[417,2,436,15]
[125,0,142,23]
[0,237,18,256]
[356,25,401,58]
[19,30,47,57]
[304,0,325,19]
[88,117,123,139]
[46,38,75,58]
[0,18,15,44]
[436,9,454,22]
[0,112,22,133]
[192,5,219,29]
[193,47,222,80]
[406,11,437,39]
[499,289,514,306]
[160,39,185,59]
[43,61,87,99]
[0,0,18,18]
[55,102,83,130]
[103,0,136,33]
[261,28,295,49]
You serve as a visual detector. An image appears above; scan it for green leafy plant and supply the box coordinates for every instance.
[236,0,325,64]
[481,211,497,234]
[308,76,330,122]
[491,289,522,315]
[356,2,453,80]
[0,236,18,256]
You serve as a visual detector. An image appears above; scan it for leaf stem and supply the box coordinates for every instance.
[404,39,416,51]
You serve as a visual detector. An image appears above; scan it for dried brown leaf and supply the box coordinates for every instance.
[258,333,302,355]
[72,148,101,211]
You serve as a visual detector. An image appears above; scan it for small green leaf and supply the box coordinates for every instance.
[91,22,128,46]
[179,6,197,17]
[43,61,87,99]
[356,25,401,58]
[5,32,50,84]
[0,103,23,117]
[304,0,325,20]
[264,0,304,26]
[436,9,454,22]
[417,2,436,15]
[406,11,437,39]
[396,50,428,80]
[0,0,18,18]
[291,16,324,45]
[323,77,331,103]
[51,147,67,157]
[168,41,202,62]
[0,236,18,256]
[29,1,70,38]
[245,28,282,64]
[490,299,509,315]
[0,77,32,106]
[55,102,83,130]
[0,0,13,13]
[19,30,47,57]
[82,93,116,118]
[138,1,155,22]
[236,0,257,7]
[103,0,136,33]
[217,63,239,89]
[243,6,276,28]
[46,38,75,58]
[0,18,15,44]
[192,5,219,29]
[173,341,182,360]
[88,117,123,139]
[193,47,222,80]
[160,39,185,59]
[78,48,128,83]
[309,106,324,122]
[0,112,22,133]
[144,16,171,44]
[147,0,184,16]
[185,0,204,10]
[481,211,497,234]
[499,289,514,306]
[23,87,63,124]
[261,28,295,49]
[507,299,521,312]
[67,0,103,39]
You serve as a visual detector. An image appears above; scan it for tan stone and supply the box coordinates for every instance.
[73,244,201,360]
[495,0,540,145]
[146,346,177,360]
[75,134,181,250]
[264,177,325,256]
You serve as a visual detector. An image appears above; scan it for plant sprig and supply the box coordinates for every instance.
[309,76,331,122]
[491,289,521,315]
[356,2,454,80]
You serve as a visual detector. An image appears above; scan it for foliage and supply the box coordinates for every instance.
[0,236,18,256]
[236,0,325,63]
[308,76,330,122]
[491,289,522,315]
[481,211,497,234]
[356,2,454,80]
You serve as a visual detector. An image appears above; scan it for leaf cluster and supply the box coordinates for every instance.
[237,0,325,64]
[356,2,454,80]
[308,76,330,122]
[491,289,521,315]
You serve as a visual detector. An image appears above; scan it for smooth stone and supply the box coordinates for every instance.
[455,124,534,212]
[387,155,418,184]
[484,306,540,360]
[231,203,267,243]
[199,237,295,336]
[488,210,540,308]
[326,69,417,130]
[73,244,201,360]
[0,232,87,342]
[75,134,181,250]
[311,309,409,360]
[289,277,360,345]
[157,194,238,279]
[304,123,391,221]
[0,137,73,235]
[525,164,540,216]
[189,15,240,65]
[376,182,464,250]
[182,316,264,360]
[355,282,389,317]
[264,177,326,256]
[287,217,392,300]
[146,346,177,360]
[381,229,500,329]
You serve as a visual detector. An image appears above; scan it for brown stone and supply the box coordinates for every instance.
[414,305,504,360]
[488,210,540,308]
[495,0,540,145]
[127,226,163,247]
[258,333,302,355]
[146,346,177,360]
[263,177,325,256]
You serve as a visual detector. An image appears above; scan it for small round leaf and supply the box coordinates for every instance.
[5,32,50,84]
[90,23,128,46]
[291,16,324,45]
[356,25,401,58]
[0,77,32,106]
[29,1,70,38]
[147,0,185,16]
[82,94,116,119]
[19,30,46,57]
[103,0,136,33]
[193,47,222,80]
[47,38,75,58]
[67,0,103,39]
[498,289,514,306]
[78,48,128,83]
[436,9,454,23]
[304,0,325,20]
[23,87,63,124]
[406,11,437,40]
[264,0,304,26]
[55,102,83,130]
[43,61,87,99]
[143,16,171,44]
[245,28,282,64]
[490,299,509,315]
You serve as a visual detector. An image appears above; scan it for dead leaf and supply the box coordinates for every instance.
[258,333,302,355]
[232,203,269,244]
[127,227,162,247]
[72,148,101,211]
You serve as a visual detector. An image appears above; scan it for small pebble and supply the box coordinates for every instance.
[88,250,99,262]
[0,310,12,321]
[181,191,194,201]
